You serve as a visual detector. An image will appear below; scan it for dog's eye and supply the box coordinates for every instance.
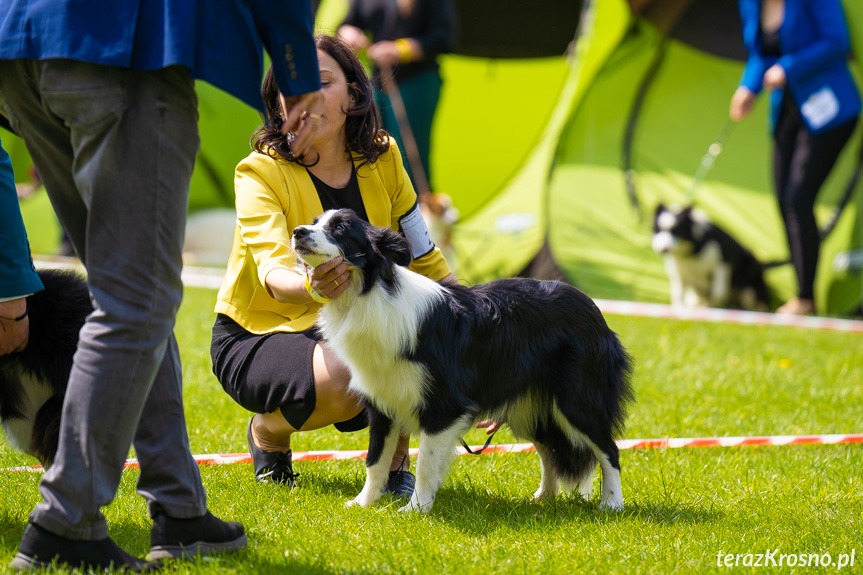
[335,224,345,232]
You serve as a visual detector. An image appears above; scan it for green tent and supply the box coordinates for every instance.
[447,0,863,316]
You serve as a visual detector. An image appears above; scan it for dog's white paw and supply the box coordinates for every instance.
[399,495,433,513]
[532,488,555,501]
[345,495,375,509]
[599,496,624,512]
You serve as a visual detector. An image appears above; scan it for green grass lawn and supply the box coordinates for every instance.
[1,286,861,574]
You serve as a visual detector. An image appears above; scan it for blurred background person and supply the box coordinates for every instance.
[730,0,861,315]
[338,0,456,193]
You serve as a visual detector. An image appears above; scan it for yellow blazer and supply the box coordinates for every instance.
[215,141,451,334]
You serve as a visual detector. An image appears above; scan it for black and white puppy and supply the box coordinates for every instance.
[292,209,634,513]
[0,269,91,467]
[652,203,770,310]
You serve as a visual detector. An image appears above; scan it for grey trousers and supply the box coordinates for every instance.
[0,60,208,540]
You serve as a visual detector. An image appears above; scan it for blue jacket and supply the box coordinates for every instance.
[0,0,321,111]
[0,137,44,299]
[738,0,861,134]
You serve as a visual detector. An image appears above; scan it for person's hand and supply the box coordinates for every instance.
[337,25,370,51]
[279,89,325,157]
[306,256,351,301]
[729,86,756,122]
[763,64,787,91]
[475,419,502,435]
[367,41,404,69]
[0,297,30,355]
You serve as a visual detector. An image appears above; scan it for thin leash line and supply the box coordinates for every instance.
[4,433,861,473]
[681,118,738,205]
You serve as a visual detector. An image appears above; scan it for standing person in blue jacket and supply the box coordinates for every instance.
[0,1,325,571]
[730,0,861,316]
[0,136,43,356]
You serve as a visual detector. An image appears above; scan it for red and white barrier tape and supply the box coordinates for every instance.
[5,433,861,473]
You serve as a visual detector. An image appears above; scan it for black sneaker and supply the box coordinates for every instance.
[10,521,155,572]
[148,506,246,561]
[384,469,416,498]
[247,418,297,486]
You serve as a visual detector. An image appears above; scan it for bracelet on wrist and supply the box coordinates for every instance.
[394,38,414,64]
[305,275,331,304]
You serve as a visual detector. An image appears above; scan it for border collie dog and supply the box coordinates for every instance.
[292,209,634,513]
[0,269,91,468]
[652,204,770,310]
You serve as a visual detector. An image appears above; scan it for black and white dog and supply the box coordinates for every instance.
[652,204,771,310]
[0,269,91,468]
[291,209,634,513]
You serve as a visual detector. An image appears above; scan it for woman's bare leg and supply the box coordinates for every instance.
[249,343,411,471]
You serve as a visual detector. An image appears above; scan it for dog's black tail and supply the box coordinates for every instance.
[596,333,636,439]
[549,320,635,473]
[31,395,64,468]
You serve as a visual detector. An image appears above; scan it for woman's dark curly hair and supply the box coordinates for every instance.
[252,34,390,168]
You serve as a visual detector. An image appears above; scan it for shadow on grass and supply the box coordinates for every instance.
[294,466,366,499]
[289,467,721,534]
[428,489,722,536]
[159,553,362,575]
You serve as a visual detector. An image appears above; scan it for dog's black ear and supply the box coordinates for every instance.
[372,226,412,267]
[655,202,666,216]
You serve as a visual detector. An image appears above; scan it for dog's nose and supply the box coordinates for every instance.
[293,227,310,239]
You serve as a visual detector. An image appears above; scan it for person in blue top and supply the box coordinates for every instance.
[730,0,861,315]
[0,136,44,356]
[0,1,325,571]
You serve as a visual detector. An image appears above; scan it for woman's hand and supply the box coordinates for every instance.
[729,86,756,122]
[762,64,787,91]
[265,258,349,304]
[306,257,351,301]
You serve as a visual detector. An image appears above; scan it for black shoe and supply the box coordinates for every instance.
[10,521,155,572]
[384,469,416,498]
[148,506,246,561]
[247,418,297,486]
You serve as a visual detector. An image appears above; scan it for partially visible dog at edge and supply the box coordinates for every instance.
[291,208,634,513]
[652,203,771,311]
[0,269,91,468]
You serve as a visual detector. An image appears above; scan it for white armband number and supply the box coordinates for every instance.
[399,203,435,259]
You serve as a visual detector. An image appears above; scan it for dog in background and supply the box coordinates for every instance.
[652,203,771,311]
[292,209,634,513]
[0,269,91,468]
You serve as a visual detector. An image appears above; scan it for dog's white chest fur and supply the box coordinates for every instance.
[318,267,445,426]
[664,241,731,306]
[1,367,54,453]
